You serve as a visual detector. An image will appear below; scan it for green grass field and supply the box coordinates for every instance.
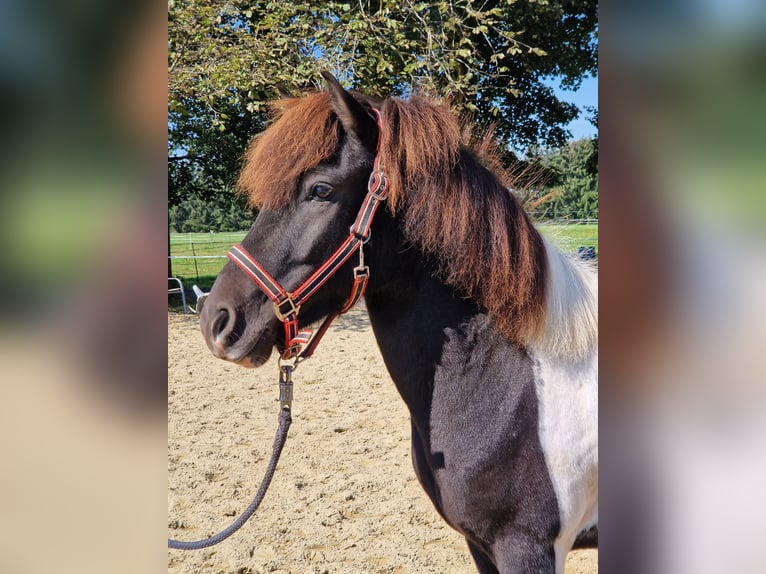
[169,232,246,293]
[168,223,597,308]
[537,222,598,253]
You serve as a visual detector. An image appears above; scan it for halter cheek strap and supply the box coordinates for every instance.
[226,108,388,360]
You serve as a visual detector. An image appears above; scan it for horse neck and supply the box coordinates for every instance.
[363,233,483,419]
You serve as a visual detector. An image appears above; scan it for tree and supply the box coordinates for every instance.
[528,138,598,220]
[168,0,598,225]
[168,97,264,203]
[169,194,254,232]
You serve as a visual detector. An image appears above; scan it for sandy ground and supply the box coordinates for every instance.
[168,308,597,573]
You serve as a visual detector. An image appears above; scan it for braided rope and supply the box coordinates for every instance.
[168,406,292,550]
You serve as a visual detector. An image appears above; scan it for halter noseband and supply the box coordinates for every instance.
[226,109,388,361]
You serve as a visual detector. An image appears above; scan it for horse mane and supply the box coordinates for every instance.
[238,92,597,358]
[379,96,554,348]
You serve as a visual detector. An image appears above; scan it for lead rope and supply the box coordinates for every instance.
[168,365,295,550]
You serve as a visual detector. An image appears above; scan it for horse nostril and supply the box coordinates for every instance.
[211,304,236,344]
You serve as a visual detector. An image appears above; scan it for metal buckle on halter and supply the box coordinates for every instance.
[367,169,389,200]
[273,296,300,321]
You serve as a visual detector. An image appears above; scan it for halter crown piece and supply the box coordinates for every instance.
[226,108,389,362]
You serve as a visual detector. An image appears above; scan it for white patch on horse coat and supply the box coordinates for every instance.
[537,238,598,361]
[533,349,598,573]
[531,240,598,573]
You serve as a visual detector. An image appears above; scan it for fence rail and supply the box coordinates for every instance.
[168,255,228,259]
[167,222,598,294]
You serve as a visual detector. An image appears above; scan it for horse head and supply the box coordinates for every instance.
[200,73,384,367]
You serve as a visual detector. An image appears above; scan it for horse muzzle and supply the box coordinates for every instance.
[199,298,275,367]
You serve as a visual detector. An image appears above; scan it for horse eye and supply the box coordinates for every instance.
[310,183,334,200]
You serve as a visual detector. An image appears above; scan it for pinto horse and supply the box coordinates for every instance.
[199,72,598,573]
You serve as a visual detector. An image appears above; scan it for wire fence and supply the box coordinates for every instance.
[168,232,247,285]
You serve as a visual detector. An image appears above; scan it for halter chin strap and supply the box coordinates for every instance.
[226,108,388,361]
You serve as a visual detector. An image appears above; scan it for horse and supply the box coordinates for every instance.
[199,72,598,573]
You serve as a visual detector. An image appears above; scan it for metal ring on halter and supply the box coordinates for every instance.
[349,226,372,244]
[278,354,304,372]
[367,170,389,200]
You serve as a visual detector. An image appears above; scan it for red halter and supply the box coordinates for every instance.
[226,109,388,361]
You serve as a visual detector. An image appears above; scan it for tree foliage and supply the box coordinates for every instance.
[168,0,598,223]
[169,193,254,232]
[528,138,598,220]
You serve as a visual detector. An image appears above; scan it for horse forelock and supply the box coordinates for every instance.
[237,92,341,209]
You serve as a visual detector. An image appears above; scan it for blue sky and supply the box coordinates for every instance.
[547,74,598,141]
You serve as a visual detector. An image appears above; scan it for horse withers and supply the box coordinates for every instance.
[199,72,598,574]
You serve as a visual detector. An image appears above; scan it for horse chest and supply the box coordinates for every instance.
[407,338,562,545]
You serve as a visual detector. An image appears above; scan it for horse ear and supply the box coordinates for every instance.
[321,71,377,151]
